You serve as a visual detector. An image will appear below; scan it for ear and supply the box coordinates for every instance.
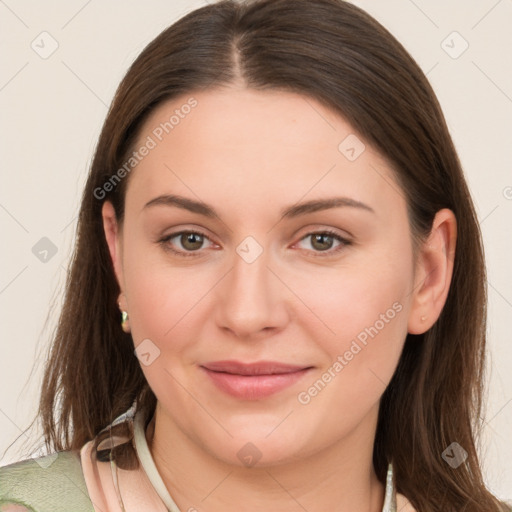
[407,208,457,334]
[102,201,125,300]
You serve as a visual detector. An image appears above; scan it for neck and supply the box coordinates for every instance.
[146,404,385,512]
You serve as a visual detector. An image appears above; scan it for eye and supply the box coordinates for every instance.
[295,230,350,255]
[159,229,350,258]
[159,230,215,256]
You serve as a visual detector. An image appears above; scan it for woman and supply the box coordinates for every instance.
[0,0,509,510]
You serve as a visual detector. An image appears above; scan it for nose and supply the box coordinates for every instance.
[214,244,290,339]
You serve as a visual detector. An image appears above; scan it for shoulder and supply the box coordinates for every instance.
[0,450,95,512]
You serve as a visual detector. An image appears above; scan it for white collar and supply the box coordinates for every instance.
[133,405,181,511]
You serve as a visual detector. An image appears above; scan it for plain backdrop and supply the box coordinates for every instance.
[0,0,511,500]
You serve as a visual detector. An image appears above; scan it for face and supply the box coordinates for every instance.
[104,87,422,467]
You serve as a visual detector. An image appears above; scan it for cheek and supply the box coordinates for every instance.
[292,257,411,349]
[292,279,408,455]
[121,234,220,355]
[290,250,412,403]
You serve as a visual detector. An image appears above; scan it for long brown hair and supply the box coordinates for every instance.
[29,0,508,509]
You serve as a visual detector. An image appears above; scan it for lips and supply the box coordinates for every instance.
[200,360,312,400]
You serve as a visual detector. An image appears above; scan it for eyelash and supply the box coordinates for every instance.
[158,229,351,258]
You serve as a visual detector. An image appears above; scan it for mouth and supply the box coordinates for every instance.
[200,360,313,400]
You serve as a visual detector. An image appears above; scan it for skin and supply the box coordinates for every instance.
[102,87,456,511]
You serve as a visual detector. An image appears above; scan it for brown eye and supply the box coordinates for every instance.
[180,232,204,251]
[311,233,335,251]
[295,230,350,256]
[159,230,215,257]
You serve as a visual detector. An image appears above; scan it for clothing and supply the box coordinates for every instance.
[0,402,414,511]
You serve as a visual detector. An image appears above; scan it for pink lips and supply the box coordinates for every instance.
[200,360,312,400]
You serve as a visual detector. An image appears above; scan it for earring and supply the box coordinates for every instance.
[118,294,131,333]
[121,310,130,333]
[420,315,427,322]
[118,299,131,333]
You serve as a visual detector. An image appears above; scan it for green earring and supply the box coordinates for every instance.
[121,310,130,333]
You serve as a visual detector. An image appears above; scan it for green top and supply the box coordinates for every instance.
[0,450,94,512]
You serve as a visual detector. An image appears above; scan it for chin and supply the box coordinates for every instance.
[196,420,314,468]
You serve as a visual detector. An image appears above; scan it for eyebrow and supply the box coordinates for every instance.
[142,194,375,218]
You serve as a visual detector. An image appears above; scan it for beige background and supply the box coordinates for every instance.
[0,0,511,499]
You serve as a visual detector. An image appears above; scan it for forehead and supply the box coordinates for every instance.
[124,87,404,221]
